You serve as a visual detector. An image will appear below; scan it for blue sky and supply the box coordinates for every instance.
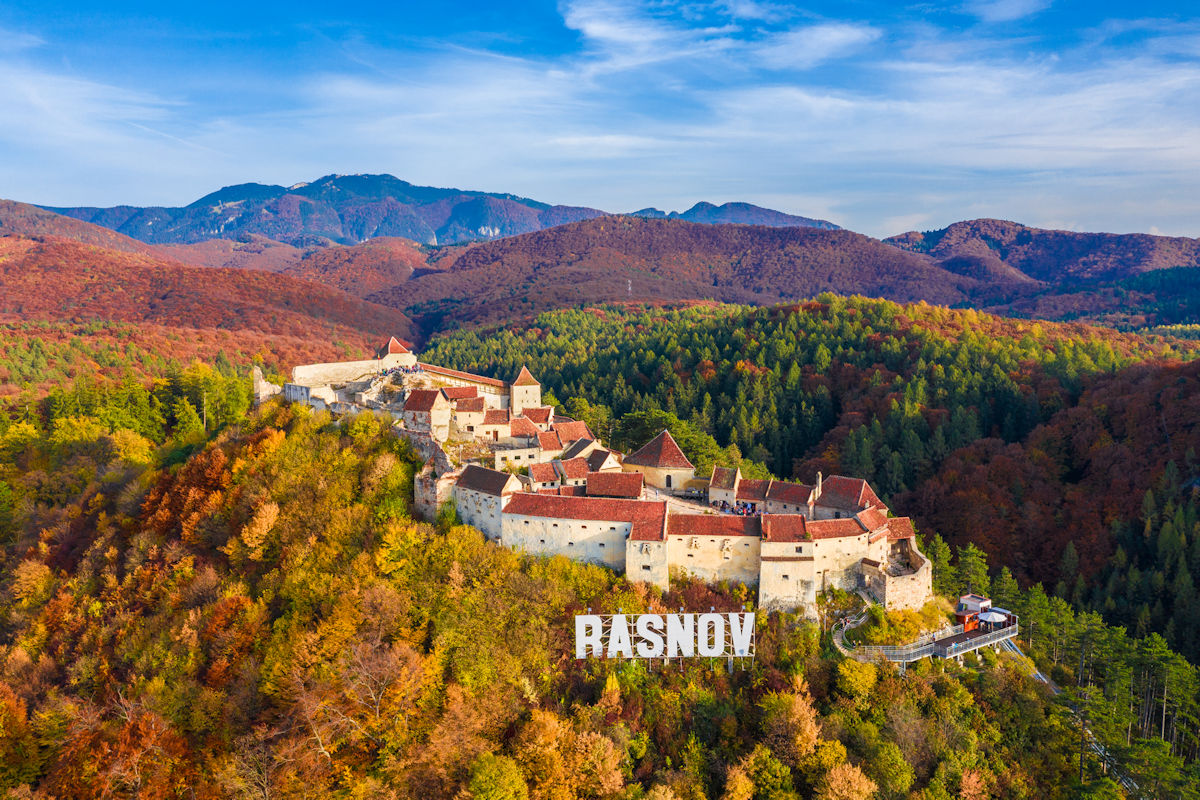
[1,1,1198,237]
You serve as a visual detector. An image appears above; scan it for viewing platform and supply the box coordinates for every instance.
[835,594,1019,669]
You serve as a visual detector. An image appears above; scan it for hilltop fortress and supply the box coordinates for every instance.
[258,339,932,616]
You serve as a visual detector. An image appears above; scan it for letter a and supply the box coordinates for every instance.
[607,614,635,658]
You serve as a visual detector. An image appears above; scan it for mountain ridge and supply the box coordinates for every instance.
[42,173,841,247]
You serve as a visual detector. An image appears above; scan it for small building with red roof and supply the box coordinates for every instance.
[621,429,695,492]
[401,389,450,442]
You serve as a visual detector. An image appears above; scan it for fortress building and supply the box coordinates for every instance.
[272,340,932,617]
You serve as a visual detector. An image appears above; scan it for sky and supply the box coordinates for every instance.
[1,1,1199,238]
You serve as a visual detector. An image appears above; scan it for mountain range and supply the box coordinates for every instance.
[4,185,1199,347]
[44,173,840,247]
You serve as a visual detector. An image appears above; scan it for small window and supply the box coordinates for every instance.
[834,511,842,519]
[795,546,803,553]
[599,543,605,548]
[569,542,575,547]
[581,525,587,529]
[539,539,545,544]
[642,565,651,571]
[523,520,530,525]
[782,574,790,580]
[687,553,694,558]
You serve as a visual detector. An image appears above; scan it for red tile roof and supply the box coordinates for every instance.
[886,517,915,540]
[524,406,553,425]
[760,514,866,542]
[483,409,511,425]
[856,506,889,531]
[513,366,540,386]
[556,457,590,480]
[624,430,694,470]
[442,386,478,401]
[379,336,412,356]
[709,466,739,491]
[760,515,809,542]
[403,389,446,413]
[807,518,868,539]
[766,480,813,506]
[456,397,486,412]
[528,462,558,483]
[818,475,882,512]
[586,471,643,498]
[510,416,540,437]
[538,485,588,496]
[667,514,760,538]
[736,479,770,502]
[537,431,563,452]
[418,363,506,388]
[552,420,594,444]
[504,494,668,541]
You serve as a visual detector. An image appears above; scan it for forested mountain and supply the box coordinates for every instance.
[422,298,1200,658]
[385,217,978,332]
[2,379,1196,797]
[43,175,840,247]
[0,234,417,352]
[887,219,1200,283]
[629,201,839,229]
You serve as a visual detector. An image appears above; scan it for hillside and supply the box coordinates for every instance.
[888,218,1200,283]
[423,299,1200,657]
[384,216,977,331]
[0,200,159,255]
[0,235,417,350]
[0,391,1159,798]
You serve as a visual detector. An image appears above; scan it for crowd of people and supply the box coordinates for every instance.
[713,500,761,516]
[382,365,424,377]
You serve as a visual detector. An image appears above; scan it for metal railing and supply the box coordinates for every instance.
[845,623,966,663]
[935,623,1019,658]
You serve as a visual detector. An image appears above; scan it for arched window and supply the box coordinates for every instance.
[665,474,673,488]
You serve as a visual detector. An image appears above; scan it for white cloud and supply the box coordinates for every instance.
[754,23,880,69]
[964,0,1052,23]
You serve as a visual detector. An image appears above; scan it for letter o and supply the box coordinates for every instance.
[698,613,725,657]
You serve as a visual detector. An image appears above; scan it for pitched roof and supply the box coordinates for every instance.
[709,466,739,491]
[510,416,540,438]
[766,480,814,506]
[513,366,540,387]
[760,515,809,542]
[555,457,590,480]
[560,437,597,460]
[442,386,478,401]
[483,409,511,425]
[736,479,770,502]
[886,517,915,540]
[818,475,882,512]
[667,514,760,538]
[807,517,868,539]
[586,449,617,472]
[378,336,411,357]
[457,464,517,496]
[418,363,506,388]
[403,389,446,413]
[528,462,558,483]
[552,420,594,445]
[624,430,694,470]
[456,397,486,412]
[856,506,889,531]
[537,431,563,452]
[586,471,643,498]
[504,494,668,541]
[524,406,553,425]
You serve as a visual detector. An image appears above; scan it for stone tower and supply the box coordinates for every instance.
[509,366,541,415]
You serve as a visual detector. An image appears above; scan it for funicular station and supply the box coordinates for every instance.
[836,594,1019,672]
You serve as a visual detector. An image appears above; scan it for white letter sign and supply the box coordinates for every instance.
[574,612,755,660]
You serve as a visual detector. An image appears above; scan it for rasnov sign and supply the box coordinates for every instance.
[575,613,755,659]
